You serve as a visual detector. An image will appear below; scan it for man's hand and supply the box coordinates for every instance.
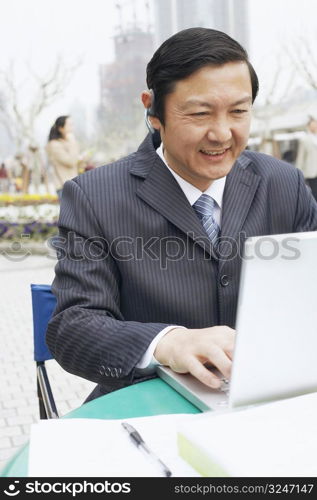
[154,326,235,389]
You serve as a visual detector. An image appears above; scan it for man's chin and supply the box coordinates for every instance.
[201,160,236,180]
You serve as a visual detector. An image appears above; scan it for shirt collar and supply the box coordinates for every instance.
[156,142,226,208]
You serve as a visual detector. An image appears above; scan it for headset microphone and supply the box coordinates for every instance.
[145,109,155,134]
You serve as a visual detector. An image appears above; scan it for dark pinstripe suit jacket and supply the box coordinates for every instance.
[46,133,317,400]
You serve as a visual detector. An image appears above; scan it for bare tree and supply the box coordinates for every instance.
[252,56,297,157]
[284,36,317,91]
[0,57,81,151]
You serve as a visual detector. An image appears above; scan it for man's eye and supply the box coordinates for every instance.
[191,112,208,116]
[232,109,248,114]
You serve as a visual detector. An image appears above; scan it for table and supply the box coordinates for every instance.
[1,378,200,477]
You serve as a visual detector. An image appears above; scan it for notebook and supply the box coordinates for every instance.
[157,231,317,411]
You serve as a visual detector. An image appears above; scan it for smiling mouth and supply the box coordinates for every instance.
[199,147,230,156]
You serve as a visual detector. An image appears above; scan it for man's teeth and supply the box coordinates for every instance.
[200,149,227,156]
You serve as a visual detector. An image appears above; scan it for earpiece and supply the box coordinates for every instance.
[147,89,155,116]
[145,89,155,134]
[145,109,155,134]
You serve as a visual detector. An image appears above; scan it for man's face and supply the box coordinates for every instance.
[152,62,253,191]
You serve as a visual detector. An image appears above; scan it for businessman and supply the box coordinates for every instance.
[47,28,317,402]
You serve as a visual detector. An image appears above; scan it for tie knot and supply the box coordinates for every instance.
[193,194,216,219]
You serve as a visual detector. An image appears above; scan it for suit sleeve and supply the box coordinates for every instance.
[46,179,169,390]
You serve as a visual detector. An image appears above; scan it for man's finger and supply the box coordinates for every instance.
[225,346,234,361]
[185,357,223,389]
[202,346,232,380]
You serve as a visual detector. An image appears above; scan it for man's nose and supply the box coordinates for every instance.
[206,119,232,144]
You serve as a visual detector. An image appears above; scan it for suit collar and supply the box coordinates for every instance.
[129,133,160,178]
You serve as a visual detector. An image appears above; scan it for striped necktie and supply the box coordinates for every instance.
[193,194,220,245]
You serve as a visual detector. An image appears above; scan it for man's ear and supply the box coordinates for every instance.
[141,91,161,131]
[141,90,152,110]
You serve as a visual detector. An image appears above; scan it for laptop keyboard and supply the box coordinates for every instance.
[216,378,230,407]
[220,377,230,391]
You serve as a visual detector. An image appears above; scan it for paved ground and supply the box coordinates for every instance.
[0,254,95,472]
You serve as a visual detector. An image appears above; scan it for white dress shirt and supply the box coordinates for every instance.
[135,143,226,373]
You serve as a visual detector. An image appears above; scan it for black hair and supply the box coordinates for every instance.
[48,115,69,141]
[146,27,259,125]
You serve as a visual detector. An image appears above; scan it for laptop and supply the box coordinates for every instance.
[157,231,317,411]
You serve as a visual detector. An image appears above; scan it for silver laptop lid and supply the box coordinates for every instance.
[229,231,317,408]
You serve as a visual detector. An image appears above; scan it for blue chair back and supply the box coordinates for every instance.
[31,284,56,362]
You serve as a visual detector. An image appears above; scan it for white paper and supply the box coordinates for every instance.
[28,414,200,477]
[178,392,317,477]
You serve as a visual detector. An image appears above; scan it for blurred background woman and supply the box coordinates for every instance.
[46,115,80,199]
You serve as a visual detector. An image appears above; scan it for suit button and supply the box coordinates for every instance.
[220,274,230,287]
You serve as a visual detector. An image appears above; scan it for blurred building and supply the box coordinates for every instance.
[250,87,317,159]
[99,27,154,124]
[97,0,154,157]
[152,0,249,51]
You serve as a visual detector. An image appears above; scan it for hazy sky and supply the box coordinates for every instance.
[1,0,117,125]
[249,0,317,102]
[0,0,317,146]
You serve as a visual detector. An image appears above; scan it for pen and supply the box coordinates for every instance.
[121,421,172,477]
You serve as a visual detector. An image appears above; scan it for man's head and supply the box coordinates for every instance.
[142,28,259,190]
[144,28,258,124]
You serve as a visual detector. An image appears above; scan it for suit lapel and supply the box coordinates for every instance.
[219,154,261,271]
[130,136,213,256]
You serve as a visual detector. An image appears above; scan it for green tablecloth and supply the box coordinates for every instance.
[1,378,200,477]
